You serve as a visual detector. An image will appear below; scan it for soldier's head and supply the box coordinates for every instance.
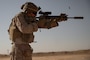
[21,2,40,17]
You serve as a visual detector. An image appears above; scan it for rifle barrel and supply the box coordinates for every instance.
[68,17,84,19]
[36,16,84,19]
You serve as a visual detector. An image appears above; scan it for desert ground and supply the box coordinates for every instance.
[0,49,90,60]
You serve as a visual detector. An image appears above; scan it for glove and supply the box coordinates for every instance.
[32,22,38,31]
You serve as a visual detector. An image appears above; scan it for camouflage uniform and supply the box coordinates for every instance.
[8,2,39,60]
[8,2,58,60]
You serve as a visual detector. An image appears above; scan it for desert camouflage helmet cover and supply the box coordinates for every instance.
[21,2,40,12]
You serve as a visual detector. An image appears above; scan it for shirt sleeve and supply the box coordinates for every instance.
[15,13,38,34]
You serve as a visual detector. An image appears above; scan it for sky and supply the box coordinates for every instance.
[0,0,90,54]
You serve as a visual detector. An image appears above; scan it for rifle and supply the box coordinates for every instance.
[36,11,84,29]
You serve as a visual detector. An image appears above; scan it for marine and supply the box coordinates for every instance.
[8,2,61,60]
[8,2,39,60]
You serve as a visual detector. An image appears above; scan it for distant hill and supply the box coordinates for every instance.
[33,49,90,56]
[0,49,90,57]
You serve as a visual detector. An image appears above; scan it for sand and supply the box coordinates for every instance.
[0,54,90,60]
[0,50,90,60]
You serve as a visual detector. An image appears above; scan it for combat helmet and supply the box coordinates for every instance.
[21,2,40,12]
